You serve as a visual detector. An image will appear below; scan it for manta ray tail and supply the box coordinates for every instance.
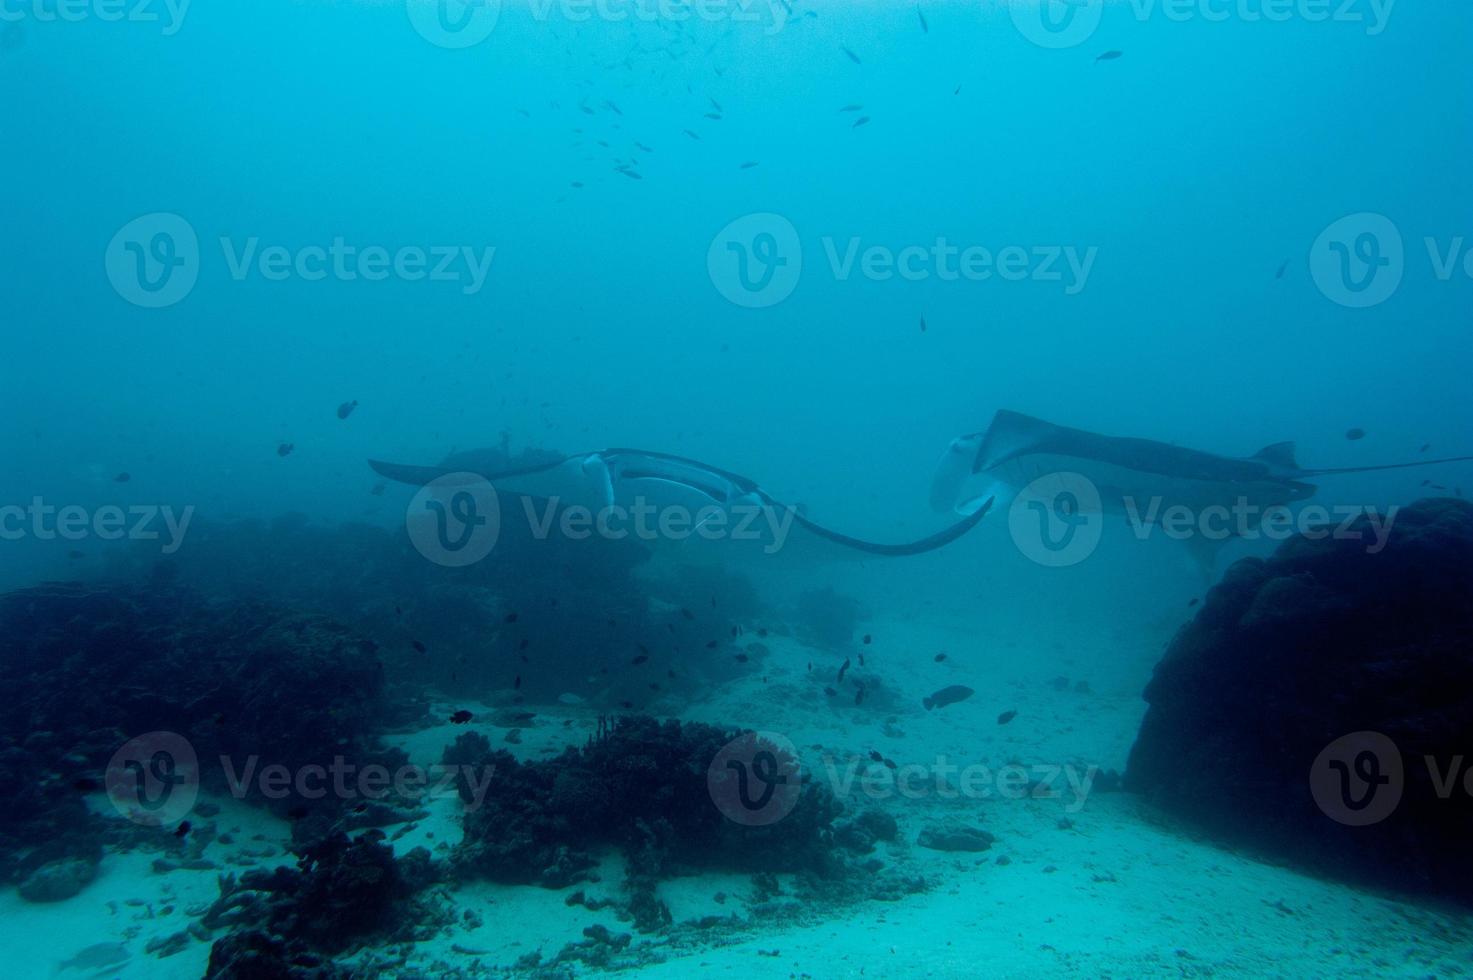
[1297,454,1473,478]
[788,497,995,557]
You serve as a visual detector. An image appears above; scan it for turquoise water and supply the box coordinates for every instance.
[2,2,1471,977]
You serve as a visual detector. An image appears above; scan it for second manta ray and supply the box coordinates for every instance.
[371,448,992,561]
[931,409,1473,558]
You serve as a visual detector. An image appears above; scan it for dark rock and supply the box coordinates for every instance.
[916,824,995,852]
[1125,498,1473,901]
[17,857,97,902]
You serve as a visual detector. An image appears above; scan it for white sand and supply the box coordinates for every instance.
[6,614,1470,978]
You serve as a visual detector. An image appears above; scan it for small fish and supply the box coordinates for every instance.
[173,820,191,838]
[518,638,529,650]
[618,169,643,180]
[1420,443,1431,452]
[114,472,131,483]
[837,657,851,684]
[919,316,927,333]
[705,640,719,649]
[934,652,947,662]
[923,684,974,711]
[603,99,623,115]
[369,482,386,496]
[854,682,866,706]
[1096,50,1123,62]
[757,628,769,637]
[953,84,961,95]
[411,640,427,653]
[858,653,865,666]
[852,115,870,128]
[620,700,634,709]
[505,612,519,623]
[1345,427,1366,441]
[708,96,723,113]
[704,112,722,120]
[1275,259,1289,279]
[823,686,837,697]
[635,141,654,152]
[841,45,861,64]
[917,7,928,32]
[337,399,358,420]
[869,750,884,763]
[571,181,584,188]
[450,710,474,724]
[997,709,1018,725]
[514,675,522,689]
[683,129,701,140]
[277,443,294,457]
[838,104,863,112]
[735,653,749,663]
[1188,598,1199,607]
[739,160,759,169]
[862,634,872,645]
[632,655,649,665]
[681,608,695,620]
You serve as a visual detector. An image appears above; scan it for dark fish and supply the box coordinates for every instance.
[854,682,866,706]
[505,612,519,623]
[735,653,749,663]
[756,628,769,637]
[632,655,649,665]
[683,129,701,140]
[114,472,131,483]
[635,142,654,152]
[514,675,522,689]
[730,626,739,637]
[841,45,861,64]
[858,653,865,666]
[1345,428,1366,441]
[681,608,695,620]
[337,400,358,420]
[173,821,191,838]
[917,7,928,32]
[862,634,872,645]
[411,640,427,653]
[1096,50,1123,62]
[837,658,851,684]
[603,99,623,115]
[649,683,661,691]
[838,104,863,112]
[953,84,961,95]
[703,112,722,120]
[369,482,386,496]
[287,805,309,820]
[997,710,1017,725]
[1188,598,1199,607]
[1420,443,1431,452]
[277,443,294,457]
[518,638,529,650]
[450,710,473,724]
[705,640,719,649]
[852,116,870,128]
[708,96,723,112]
[618,168,643,180]
[620,700,634,709]
[923,685,974,711]
[824,686,837,697]
[740,160,759,169]
[934,652,947,662]
[1275,259,1289,279]
[919,316,927,333]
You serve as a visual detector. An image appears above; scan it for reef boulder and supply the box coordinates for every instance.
[1126,498,1473,899]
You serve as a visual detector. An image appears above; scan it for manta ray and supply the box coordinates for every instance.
[931,409,1473,554]
[371,447,992,560]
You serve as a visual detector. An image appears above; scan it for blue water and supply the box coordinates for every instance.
[2,1,1471,976]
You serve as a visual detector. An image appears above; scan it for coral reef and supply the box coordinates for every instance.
[1126,498,1473,900]
[445,716,847,929]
